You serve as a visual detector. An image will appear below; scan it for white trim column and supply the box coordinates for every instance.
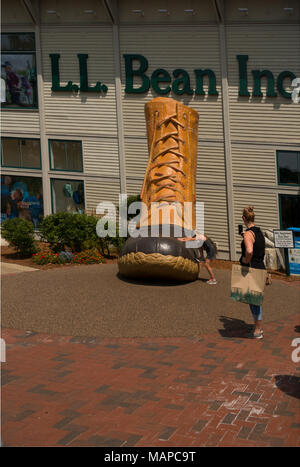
[112,23,127,195]
[35,16,51,216]
[103,0,127,195]
[213,0,236,260]
[218,22,236,260]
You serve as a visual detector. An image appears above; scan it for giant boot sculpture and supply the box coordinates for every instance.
[118,97,199,281]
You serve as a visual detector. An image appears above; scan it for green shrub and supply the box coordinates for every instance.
[127,194,141,220]
[38,212,70,252]
[1,218,38,257]
[109,227,126,253]
[39,212,128,256]
[39,212,101,253]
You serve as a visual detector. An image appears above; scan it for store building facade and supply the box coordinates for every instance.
[1,0,300,259]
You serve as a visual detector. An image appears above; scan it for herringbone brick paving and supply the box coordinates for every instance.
[2,313,300,447]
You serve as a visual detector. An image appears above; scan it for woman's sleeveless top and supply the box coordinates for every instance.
[241,226,266,270]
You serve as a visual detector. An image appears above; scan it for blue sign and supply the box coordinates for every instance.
[287,228,300,275]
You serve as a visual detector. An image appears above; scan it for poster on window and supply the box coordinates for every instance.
[51,179,85,214]
[1,175,43,228]
[1,54,37,107]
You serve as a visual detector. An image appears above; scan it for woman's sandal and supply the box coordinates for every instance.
[253,330,264,339]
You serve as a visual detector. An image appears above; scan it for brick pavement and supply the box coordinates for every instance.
[1,313,300,447]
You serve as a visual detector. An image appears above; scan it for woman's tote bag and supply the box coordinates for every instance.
[230,264,267,306]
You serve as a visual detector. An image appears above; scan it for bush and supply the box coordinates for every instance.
[1,218,38,257]
[127,194,141,220]
[39,212,127,256]
[38,212,69,252]
[39,212,101,253]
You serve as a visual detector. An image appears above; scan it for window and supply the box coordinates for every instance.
[1,137,41,169]
[1,174,43,227]
[51,179,85,214]
[277,150,300,185]
[49,140,83,172]
[279,195,300,230]
[1,32,38,108]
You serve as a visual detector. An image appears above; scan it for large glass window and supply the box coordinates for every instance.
[277,151,300,185]
[51,179,85,214]
[49,140,83,172]
[279,195,300,229]
[1,137,41,169]
[1,33,37,108]
[1,174,43,227]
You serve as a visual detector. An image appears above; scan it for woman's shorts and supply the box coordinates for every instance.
[206,250,216,260]
[204,240,216,260]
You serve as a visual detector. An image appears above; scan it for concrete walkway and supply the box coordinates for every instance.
[1,262,39,275]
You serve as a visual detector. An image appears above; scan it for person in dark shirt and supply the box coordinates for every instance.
[240,206,266,339]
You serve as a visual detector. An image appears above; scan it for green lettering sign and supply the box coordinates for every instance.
[77,54,107,92]
[124,54,150,94]
[151,68,171,95]
[194,69,218,96]
[49,53,296,101]
[237,55,250,97]
[172,69,193,95]
[252,69,277,97]
[50,54,77,92]
[277,71,296,98]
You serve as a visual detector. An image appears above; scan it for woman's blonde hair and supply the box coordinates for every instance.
[243,206,255,223]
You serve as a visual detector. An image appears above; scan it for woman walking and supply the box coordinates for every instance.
[240,206,266,339]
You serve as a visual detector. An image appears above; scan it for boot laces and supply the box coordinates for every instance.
[142,105,188,204]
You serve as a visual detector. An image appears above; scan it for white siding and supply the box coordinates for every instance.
[125,179,143,197]
[1,111,40,135]
[124,138,148,179]
[226,24,300,144]
[196,185,229,252]
[84,178,121,215]
[41,27,117,137]
[197,144,226,184]
[83,138,120,178]
[232,145,277,186]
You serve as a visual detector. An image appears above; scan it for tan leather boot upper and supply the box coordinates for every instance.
[139,97,199,231]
